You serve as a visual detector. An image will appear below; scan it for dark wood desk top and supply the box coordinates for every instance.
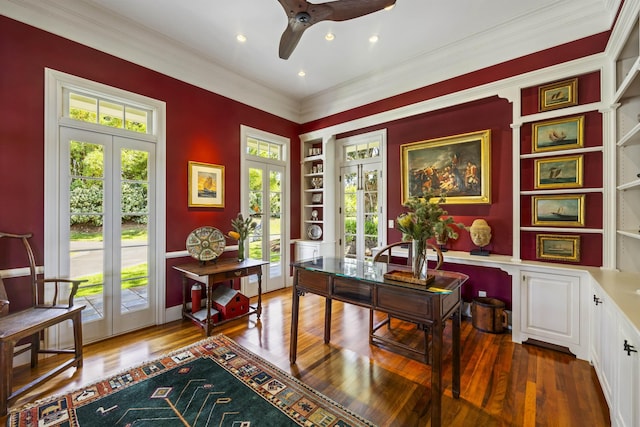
[174,258,268,277]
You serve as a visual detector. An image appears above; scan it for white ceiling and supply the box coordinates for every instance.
[2,0,619,122]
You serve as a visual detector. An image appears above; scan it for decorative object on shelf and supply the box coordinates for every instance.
[536,234,581,262]
[532,115,584,153]
[311,177,323,188]
[188,161,225,207]
[311,193,323,204]
[532,194,585,227]
[317,164,323,173]
[307,224,322,240]
[468,219,492,256]
[311,209,319,220]
[191,283,202,312]
[538,78,578,112]
[396,189,461,282]
[534,154,583,189]
[401,129,491,204]
[186,226,226,263]
[229,213,257,262]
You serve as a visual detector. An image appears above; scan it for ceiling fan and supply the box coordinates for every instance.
[277,0,397,59]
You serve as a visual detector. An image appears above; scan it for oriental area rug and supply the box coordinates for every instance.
[8,334,375,427]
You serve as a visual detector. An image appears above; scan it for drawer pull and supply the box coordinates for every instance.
[234,271,242,277]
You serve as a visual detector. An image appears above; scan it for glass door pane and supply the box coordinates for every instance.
[342,166,358,259]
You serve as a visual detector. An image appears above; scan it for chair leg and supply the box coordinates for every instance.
[72,312,83,368]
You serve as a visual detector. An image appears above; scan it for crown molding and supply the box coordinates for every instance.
[299,0,618,123]
[3,0,303,122]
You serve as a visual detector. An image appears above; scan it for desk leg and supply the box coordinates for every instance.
[206,281,213,336]
[73,311,84,368]
[431,301,443,427]
[290,288,300,364]
[452,305,461,399]
[256,271,263,319]
[0,340,13,416]
[324,298,332,344]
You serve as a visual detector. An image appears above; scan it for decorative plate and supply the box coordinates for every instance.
[307,224,323,240]
[186,226,225,261]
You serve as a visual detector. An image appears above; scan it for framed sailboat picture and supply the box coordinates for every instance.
[536,234,581,262]
[532,115,584,153]
[534,155,583,189]
[532,194,585,227]
[188,161,225,207]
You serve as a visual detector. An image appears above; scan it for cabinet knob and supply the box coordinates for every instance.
[593,294,602,306]
[624,340,637,356]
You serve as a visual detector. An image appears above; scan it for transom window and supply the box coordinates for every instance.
[64,90,152,134]
[247,137,283,160]
[344,140,380,161]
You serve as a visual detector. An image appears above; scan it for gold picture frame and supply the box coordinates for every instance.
[532,194,585,227]
[539,78,578,112]
[536,234,581,262]
[533,115,584,153]
[534,155,583,189]
[400,129,491,204]
[188,161,225,207]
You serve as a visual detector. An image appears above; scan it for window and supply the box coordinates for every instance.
[247,137,283,160]
[65,90,152,134]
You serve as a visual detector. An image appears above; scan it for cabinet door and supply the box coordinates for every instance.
[591,284,616,406]
[520,270,581,350]
[616,318,640,427]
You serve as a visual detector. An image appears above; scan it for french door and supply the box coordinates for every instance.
[340,162,383,260]
[59,127,156,342]
[244,160,286,294]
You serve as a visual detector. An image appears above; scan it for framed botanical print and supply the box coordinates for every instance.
[188,161,225,207]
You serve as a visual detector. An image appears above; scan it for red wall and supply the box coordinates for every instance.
[0,16,299,307]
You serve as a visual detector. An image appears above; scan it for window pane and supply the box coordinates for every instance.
[99,100,124,128]
[124,106,149,134]
[69,92,97,123]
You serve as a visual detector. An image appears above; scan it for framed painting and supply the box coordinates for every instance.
[532,115,584,153]
[536,234,581,262]
[534,155,583,189]
[538,78,578,112]
[188,161,225,207]
[400,129,491,204]
[532,194,585,227]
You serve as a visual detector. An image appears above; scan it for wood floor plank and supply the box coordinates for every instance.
[1,287,610,426]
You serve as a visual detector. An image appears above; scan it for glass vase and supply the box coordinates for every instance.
[237,238,245,262]
[412,239,427,280]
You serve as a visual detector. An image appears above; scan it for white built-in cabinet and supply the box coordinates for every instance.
[614,6,640,273]
[295,136,335,260]
[516,269,587,359]
[591,280,640,427]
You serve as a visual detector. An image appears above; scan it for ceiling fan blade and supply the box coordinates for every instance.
[325,0,396,21]
[279,23,306,59]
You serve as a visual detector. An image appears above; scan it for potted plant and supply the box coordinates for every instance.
[396,190,464,278]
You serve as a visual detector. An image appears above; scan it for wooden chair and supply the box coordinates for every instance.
[369,240,443,363]
[0,232,86,415]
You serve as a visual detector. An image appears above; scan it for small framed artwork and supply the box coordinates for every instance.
[539,78,578,112]
[400,129,491,204]
[311,193,323,204]
[188,161,225,207]
[536,234,581,262]
[534,155,583,189]
[532,194,585,227]
[532,115,584,153]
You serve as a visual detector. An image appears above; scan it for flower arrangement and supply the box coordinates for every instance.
[228,213,257,261]
[396,190,463,278]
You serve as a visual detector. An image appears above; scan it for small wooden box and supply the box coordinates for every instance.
[471,297,506,334]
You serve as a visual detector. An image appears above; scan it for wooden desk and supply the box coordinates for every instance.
[173,258,268,336]
[290,257,468,427]
[0,305,84,415]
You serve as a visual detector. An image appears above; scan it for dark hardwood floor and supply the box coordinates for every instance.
[2,287,610,426]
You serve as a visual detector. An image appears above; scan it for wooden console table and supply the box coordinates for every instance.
[173,258,268,336]
[290,257,468,427]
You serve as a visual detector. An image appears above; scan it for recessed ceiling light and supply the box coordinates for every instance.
[236,34,247,43]
[298,70,306,77]
[369,35,379,43]
[325,32,335,41]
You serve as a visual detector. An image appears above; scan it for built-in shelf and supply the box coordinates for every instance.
[617,121,640,146]
[618,230,640,240]
[617,179,640,191]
